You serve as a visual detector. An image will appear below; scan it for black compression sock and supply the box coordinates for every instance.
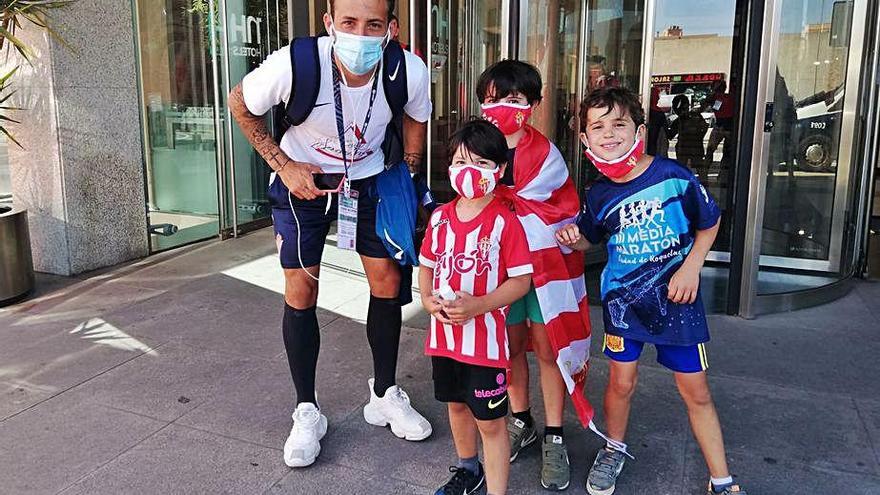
[366,295,402,397]
[512,409,534,428]
[282,304,320,405]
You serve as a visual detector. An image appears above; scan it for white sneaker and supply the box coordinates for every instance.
[362,378,432,441]
[283,402,328,468]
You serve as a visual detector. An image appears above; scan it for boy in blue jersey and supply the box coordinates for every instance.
[556,87,746,495]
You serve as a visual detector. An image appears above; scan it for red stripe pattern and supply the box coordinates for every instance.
[420,197,534,368]
[496,126,595,427]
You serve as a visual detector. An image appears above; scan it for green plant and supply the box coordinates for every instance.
[0,67,20,147]
[0,0,75,146]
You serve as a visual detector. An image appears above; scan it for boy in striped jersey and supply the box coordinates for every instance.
[419,120,533,495]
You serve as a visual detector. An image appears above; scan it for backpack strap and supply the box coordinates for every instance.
[285,37,321,127]
[379,40,408,166]
[381,40,408,118]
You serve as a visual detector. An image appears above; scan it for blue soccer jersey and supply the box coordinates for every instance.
[577,157,721,346]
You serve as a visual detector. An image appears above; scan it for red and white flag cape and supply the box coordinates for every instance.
[496,126,597,429]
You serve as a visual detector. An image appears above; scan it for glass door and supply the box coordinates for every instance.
[639,0,748,310]
[741,0,870,315]
[645,0,745,258]
[522,0,584,172]
[136,0,224,251]
[427,0,506,202]
[580,0,645,187]
[221,0,289,235]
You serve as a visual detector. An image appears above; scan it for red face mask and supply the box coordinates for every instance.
[481,103,532,135]
[448,164,501,199]
[582,137,645,179]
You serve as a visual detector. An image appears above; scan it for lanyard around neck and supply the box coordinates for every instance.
[330,49,381,181]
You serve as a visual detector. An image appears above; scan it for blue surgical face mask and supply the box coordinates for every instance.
[330,22,389,76]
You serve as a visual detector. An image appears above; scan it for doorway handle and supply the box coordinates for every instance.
[763,102,775,132]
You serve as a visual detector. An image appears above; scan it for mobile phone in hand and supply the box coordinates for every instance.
[312,173,346,193]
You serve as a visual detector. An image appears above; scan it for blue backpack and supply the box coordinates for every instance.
[273,36,408,166]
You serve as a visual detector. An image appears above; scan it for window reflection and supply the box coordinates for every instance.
[648,0,738,252]
[760,0,853,268]
[524,0,582,167]
[138,0,221,250]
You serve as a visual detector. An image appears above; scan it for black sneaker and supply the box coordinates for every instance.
[434,464,485,495]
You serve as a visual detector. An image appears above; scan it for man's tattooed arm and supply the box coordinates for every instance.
[228,83,322,199]
[228,83,291,172]
[403,113,427,173]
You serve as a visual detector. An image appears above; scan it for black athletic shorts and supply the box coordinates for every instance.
[268,173,389,269]
[432,357,508,421]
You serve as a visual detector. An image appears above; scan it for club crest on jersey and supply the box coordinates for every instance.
[477,235,493,257]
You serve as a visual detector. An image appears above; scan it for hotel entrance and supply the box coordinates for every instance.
[130,0,879,316]
[134,0,289,252]
[434,0,877,315]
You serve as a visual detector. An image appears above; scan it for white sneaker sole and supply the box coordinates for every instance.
[586,484,615,495]
[283,416,328,468]
[542,478,571,491]
[363,403,432,441]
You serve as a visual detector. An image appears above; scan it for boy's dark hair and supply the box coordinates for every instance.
[448,119,509,167]
[329,0,395,20]
[476,60,543,105]
[579,86,645,131]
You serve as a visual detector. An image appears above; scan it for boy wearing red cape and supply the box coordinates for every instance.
[478,60,596,491]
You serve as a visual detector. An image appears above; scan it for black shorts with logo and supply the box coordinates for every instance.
[268,173,390,269]
[431,357,508,421]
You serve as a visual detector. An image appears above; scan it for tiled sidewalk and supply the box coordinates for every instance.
[1,229,879,494]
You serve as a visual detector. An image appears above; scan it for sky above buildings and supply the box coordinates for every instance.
[653,0,845,36]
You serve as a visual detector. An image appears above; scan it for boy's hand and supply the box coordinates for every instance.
[555,224,588,250]
[442,291,484,325]
[422,294,453,324]
[668,263,701,304]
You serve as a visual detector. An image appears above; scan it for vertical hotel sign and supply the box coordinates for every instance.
[229,14,264,60]
[430,0,449,80]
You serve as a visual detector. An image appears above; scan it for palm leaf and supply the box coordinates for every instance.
[0,1,77,147]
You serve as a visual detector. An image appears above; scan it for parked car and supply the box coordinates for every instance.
[792,84,844,172]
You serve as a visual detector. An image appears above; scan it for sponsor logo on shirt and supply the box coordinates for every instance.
[434,235,497,283]
[612,197,682,262]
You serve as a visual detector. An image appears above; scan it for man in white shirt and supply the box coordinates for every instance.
[228,0,432,468]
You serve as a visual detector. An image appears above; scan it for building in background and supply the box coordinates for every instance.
[3,0,879,318]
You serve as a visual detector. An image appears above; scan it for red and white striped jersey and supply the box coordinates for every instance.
[419,197,533,367]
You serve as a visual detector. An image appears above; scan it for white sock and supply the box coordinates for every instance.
[711,476,733,491]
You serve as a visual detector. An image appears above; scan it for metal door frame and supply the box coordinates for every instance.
[739,0,870,317]
[217,0,288,239]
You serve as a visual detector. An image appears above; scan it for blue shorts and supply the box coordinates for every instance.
[268,173,389,269]
[602,334,708,373]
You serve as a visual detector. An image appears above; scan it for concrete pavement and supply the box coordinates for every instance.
[1,228,879,494]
